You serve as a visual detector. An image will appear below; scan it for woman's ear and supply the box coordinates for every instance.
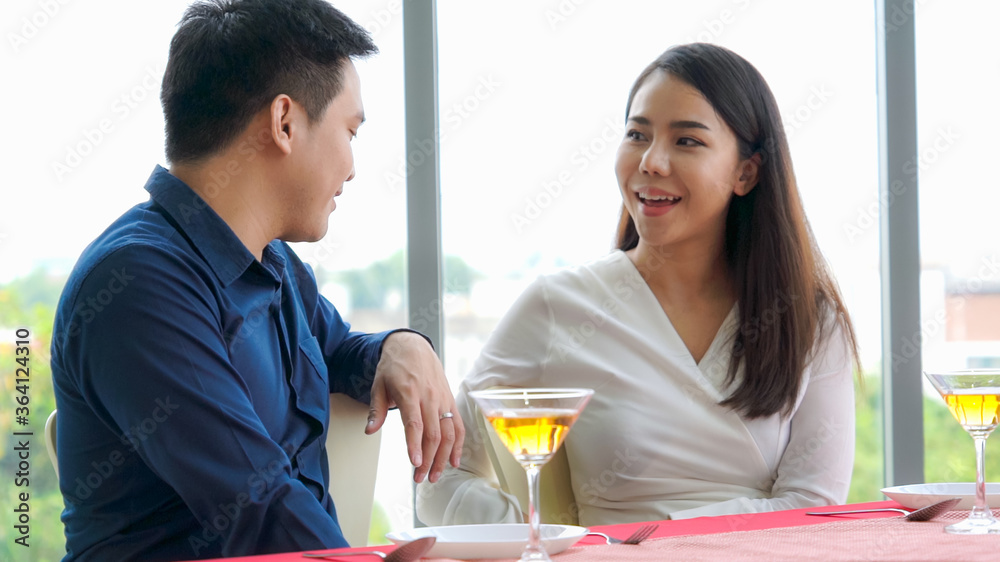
[734,152,762,196]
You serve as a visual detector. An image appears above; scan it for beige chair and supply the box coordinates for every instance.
[326,393,382,546]
[43,395,381,546]
[45,410,59,480]
[478,406,579,525]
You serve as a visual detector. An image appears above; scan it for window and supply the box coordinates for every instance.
[916,0,1000,482]
[3,1,956,555]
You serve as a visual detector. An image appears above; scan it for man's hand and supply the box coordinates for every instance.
[366,331,465,483]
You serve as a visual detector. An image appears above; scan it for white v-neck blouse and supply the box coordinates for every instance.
[417,251,855,526]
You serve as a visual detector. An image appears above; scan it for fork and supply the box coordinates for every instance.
[302,536,436,561]
[805,497,962,522]
[588,523,659,545]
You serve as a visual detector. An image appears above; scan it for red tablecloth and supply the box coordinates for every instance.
[193,500,930,561]
[585,499,900,540]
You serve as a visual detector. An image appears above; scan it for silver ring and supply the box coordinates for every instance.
[439,412,454,420]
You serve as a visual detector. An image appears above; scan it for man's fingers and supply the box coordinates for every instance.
[366,379,389,435]
[401,405,425,469]
[414,407,441,483]
[449,412,465,468]
[428,413,458,483]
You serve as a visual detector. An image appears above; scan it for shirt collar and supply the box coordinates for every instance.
[144,165,258,287]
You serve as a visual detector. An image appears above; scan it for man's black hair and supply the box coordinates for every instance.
[161,0,377,163]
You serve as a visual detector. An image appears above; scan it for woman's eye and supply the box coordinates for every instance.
[677,137,703,147]
[626,130,646,141]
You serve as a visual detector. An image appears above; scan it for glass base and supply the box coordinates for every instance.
[519,545,551,561]
[945,516,1000,534]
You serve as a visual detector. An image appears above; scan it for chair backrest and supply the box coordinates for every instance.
[46,396,382,547]
[326,393,382,546]
[478,402,579,525]
[45,410,59,481]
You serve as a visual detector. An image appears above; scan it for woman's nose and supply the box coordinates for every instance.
[639,143,670,176]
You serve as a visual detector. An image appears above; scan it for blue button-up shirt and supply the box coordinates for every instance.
[51,166,396,560]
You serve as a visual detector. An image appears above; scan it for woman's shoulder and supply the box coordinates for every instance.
[538,250,640,289]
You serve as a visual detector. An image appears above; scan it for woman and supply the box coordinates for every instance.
[418,43,860,526]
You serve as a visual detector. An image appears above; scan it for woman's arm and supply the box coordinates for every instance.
[415,381,524,525]
[416,276,556,524]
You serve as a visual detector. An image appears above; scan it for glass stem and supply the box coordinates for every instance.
[524,465,545,559]
[972,434,992,520]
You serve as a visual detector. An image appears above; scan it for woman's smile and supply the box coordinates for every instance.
[634,187,682,216]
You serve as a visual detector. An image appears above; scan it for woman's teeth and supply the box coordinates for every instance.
[639,193,681,203]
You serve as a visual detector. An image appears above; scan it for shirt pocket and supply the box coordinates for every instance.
[293,336,330,427]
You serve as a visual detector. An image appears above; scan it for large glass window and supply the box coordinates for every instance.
[437,0,883,505]
[1,0,914,555]
[916,1,1000,483]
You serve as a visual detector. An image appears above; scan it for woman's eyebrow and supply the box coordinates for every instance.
[670,119,710,130]
[627,115,711,131]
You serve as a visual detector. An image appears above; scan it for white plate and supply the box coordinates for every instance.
[386,523,588,559]
[881,482,1000,510]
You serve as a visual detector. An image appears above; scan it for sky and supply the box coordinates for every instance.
[3,0,995,287]
[3,0,998,373]
[7,0,998,360]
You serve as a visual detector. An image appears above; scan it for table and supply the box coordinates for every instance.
[197,500,1000,561]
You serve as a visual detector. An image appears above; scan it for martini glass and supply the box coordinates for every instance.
[469,388,593,561]
[925,369,1000,534]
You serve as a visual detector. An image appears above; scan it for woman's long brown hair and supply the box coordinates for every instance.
[616,44,860,418]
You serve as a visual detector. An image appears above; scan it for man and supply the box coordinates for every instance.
[49,1,463,559]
